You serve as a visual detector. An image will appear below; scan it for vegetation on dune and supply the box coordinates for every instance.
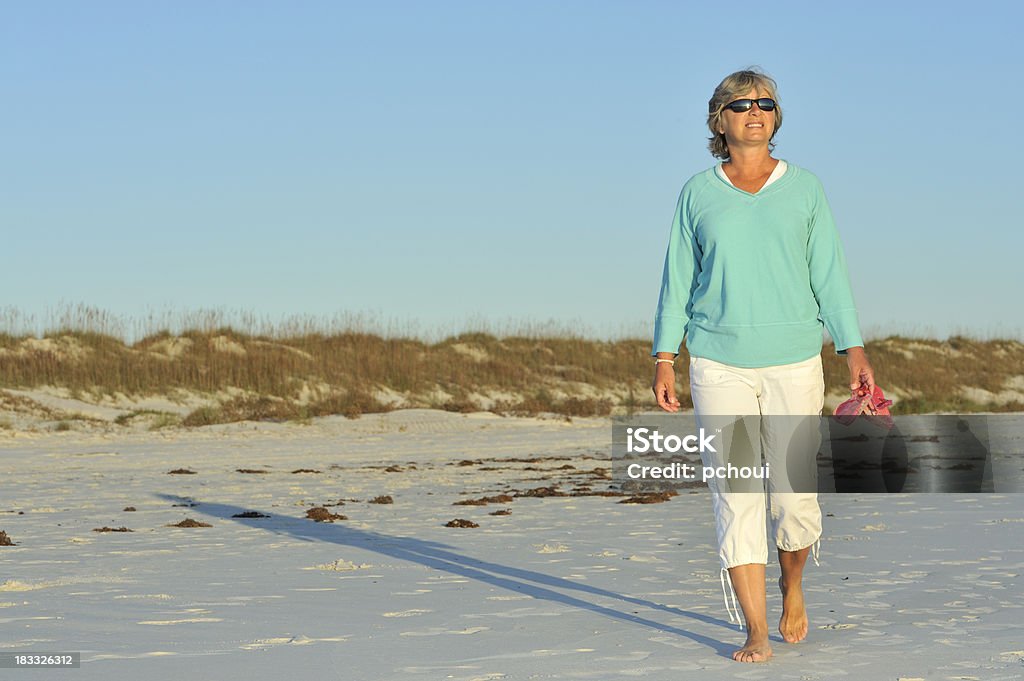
[1,307,1022,424]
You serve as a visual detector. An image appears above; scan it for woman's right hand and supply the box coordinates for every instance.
[652,363,681,412]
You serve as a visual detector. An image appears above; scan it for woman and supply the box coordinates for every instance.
[650,68,876,663]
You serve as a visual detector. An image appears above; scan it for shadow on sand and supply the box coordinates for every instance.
[156,494,744,658]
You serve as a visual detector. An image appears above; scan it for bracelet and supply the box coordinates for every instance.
[655,358,675,366]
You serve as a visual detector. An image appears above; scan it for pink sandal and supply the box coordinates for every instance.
[834,382,894,429]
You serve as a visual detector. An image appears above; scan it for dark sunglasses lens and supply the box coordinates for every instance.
[727,99,753,112]
[757,98,776,111]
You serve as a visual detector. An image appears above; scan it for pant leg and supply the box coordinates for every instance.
[688,357,768,569]
[757,355,825,554]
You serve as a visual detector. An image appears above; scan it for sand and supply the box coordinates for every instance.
[1,409,1023,680]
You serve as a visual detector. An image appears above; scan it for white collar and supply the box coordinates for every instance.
[716,159,788,192]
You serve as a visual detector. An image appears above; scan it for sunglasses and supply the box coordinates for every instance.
[723,98,777,113]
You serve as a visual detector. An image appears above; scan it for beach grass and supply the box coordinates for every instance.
[1,306,1022,423]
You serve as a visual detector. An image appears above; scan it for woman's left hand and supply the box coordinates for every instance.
[845,346,875,398]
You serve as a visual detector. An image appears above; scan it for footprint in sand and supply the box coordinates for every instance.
[486,595,531,601]
[302,559,372,571]
[819,623,857,630]
[113,594,174,601]
[534,544,569,553]
[399,626,490,637]
[239,635,350,650]
[137,617,223,625]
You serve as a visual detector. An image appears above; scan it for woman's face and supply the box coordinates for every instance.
[718,87,776,151]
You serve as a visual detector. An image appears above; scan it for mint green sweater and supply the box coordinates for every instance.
[652,161,863,367]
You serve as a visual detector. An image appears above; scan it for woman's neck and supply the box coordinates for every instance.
[723,149,777,178]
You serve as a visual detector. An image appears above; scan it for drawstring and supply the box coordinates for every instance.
[716,540,820,630]
[720,567,744,630]
[716,540,819,630]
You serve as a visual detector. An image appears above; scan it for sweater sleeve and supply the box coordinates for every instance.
[651,188,701,356]
[806,179,863,355]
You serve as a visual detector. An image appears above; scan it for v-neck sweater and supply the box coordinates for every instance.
[716,159,788,191]
[652,160,863,367]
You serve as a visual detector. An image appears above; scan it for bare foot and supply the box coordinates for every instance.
[778,576,808,643]
[732,629,773,662]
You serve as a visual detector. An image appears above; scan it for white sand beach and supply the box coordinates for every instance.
[2,409,1023,680]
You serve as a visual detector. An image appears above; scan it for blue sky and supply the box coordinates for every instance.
[3,1,1022,342]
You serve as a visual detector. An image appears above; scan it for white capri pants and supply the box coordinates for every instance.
[688,354,825,626]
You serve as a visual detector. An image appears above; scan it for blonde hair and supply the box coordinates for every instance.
[707,68,783,160]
